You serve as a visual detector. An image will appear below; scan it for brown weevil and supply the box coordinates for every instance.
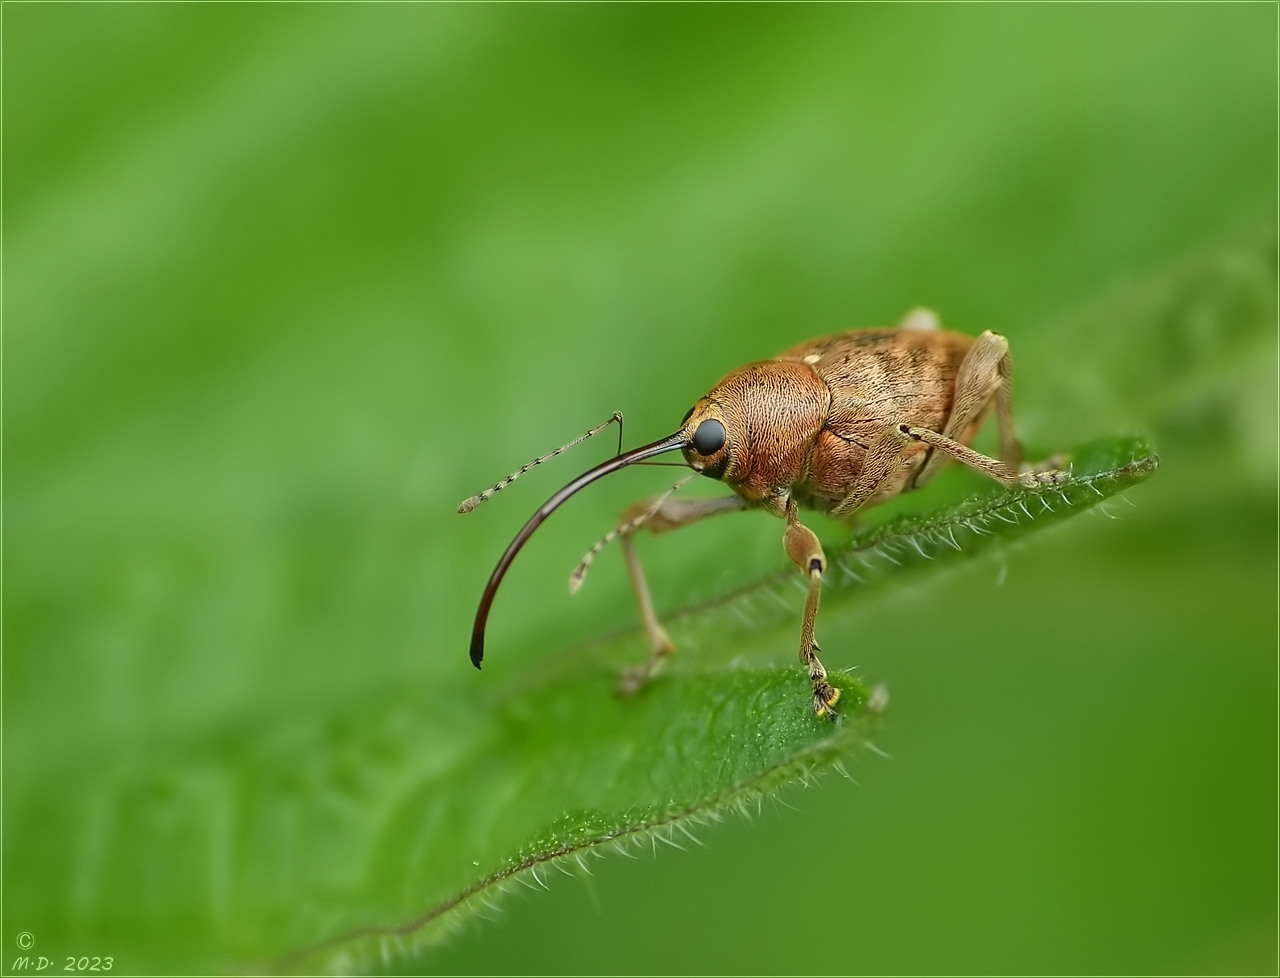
[459,308,1065,717]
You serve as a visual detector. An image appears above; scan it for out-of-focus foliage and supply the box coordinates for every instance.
[6,4,1275,974]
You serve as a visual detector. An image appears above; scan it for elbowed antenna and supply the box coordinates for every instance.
[469,430,690,669]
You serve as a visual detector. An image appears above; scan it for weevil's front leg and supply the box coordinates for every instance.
[783,498,840,718]
[614,494,746,696]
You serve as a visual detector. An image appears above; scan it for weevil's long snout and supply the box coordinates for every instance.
[469,430,690,669]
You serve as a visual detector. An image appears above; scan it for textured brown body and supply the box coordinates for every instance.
[790,329,981,510]
[690,327,984,517]
[463,308,1062,717]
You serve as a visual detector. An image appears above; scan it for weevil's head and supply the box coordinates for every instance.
[678,359,831,502]
[466,356,830,671]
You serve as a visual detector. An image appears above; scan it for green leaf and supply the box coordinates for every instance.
[667,437,1160,651]
[7,6,1270,976]
[272,667,885,973]
[12,436,1153,975]
[274,436,1156,974]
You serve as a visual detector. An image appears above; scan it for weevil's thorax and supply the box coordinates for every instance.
[681,360,830,510]
[779,326,979,513]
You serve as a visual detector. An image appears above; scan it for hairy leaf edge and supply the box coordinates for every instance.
[272,678,887,973]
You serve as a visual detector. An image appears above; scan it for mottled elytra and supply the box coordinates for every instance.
[458,308,1066,717]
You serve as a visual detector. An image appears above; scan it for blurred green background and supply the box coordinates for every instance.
[6,4,1276,974]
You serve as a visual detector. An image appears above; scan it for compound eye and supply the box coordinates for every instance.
[691,418,726,456]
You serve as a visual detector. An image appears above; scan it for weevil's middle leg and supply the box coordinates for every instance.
[784,498,840,718]
[614,494,746,696]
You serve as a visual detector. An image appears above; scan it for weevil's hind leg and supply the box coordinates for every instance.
[901,423,1068,488]
[912,330,1019,488]
[828,331,1038,519]
[897,307,941,332]
[991,336,1023,470]
[614,494,747,696]
[783,498,840,719]
[910,330,1067,488]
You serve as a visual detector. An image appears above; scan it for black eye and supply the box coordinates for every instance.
[691,418,726,456]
